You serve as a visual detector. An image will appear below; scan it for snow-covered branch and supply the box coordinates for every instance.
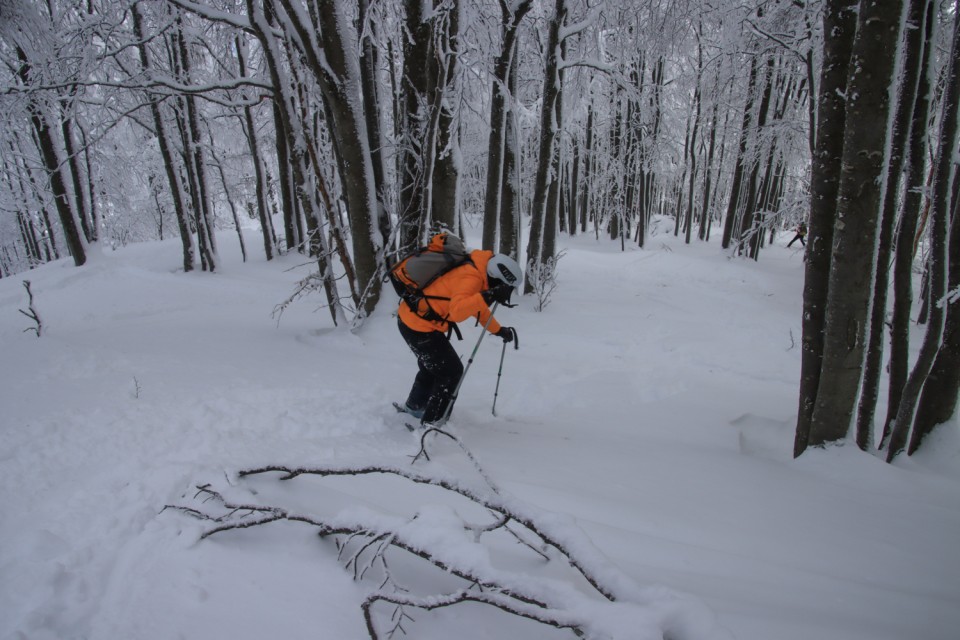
[559,2,604,42]
[169,441,728,640]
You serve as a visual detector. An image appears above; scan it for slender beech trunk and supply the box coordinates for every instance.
[741,58,775,260]
[17,212,42,265]
[247,0,342,324]
[60,114,92,243]
[806,0,904,451]
[887,7,960,460]
[428,1,461,233]
[398,0,432,250]
[881,0,936,447]
[235,36,276,261]
[794,0,858,456]
[270,97,299,252]
[482,0,533,251]
[569,140,579,237]
[856,0,931,450]
[283,0,382,316]
[15,47,86,267]
[542,36,566,262]
[358,0,391,248]
[910,185,960,450]
[721,55,759,250]
[638,57,664,248]
[699,77,721,242]
[318,1,383,312]
[77,125,99,243]
[685,34,703,246]
[173,22,217,271]
[498,51,522,260]
[524,0,565,293]
[205,121,246,263]
[581,104,593,235]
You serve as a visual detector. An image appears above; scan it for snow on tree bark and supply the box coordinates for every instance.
[807,0,906,450]
[887,5,960,460]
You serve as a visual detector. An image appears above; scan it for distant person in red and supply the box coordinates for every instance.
[787,221,807,248]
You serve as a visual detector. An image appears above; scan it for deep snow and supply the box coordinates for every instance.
[1,221,958,640]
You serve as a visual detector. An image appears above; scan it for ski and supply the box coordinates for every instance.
[392,402,421,432]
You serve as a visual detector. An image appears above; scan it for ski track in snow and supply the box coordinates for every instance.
[1,226,958,640]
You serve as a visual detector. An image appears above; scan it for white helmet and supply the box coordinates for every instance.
[487,254,522,289]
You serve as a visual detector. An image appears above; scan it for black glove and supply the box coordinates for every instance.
[483,281,515,306]
[496,326,518,348]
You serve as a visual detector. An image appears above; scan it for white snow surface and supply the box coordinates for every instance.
[1,223,958,640]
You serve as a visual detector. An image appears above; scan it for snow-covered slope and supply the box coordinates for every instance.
[1,225,957,640]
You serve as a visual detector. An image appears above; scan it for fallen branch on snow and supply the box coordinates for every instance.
[166,441,728,640]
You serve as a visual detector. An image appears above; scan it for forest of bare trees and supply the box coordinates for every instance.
[1,0,958,459]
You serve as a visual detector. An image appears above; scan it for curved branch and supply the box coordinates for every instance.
[238,463,624,602]
[362,589,582,640]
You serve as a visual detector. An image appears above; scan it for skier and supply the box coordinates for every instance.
[398,251,521,427]
[787,221,808,247]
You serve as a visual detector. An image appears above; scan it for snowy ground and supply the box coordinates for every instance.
[1,220,958,640]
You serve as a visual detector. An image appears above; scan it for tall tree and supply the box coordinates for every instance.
[887,5,960,460]
[481,0,533,252]
[793,0,859,456]
[276,0,384,317]
[397,0,461,249]
[132,2,194,272]
[880,0,937,446]
[804,0,905,452]
[357,0,391,248]
[855,0,932,450]
[524,0,567,293]
[721,54,759,250]
[10,34,87,267]
[235,35,277,261]
[910,182,960,451]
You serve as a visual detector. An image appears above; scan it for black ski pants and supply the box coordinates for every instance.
[398,318,464,423]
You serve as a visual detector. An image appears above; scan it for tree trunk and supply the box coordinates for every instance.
[498,50,522,261]
[881,0,937,447]
[133,3,193,271]
[794,0,858,456]
[685,35,703,246]
[247,0,343,324]
[581,104,593,235]
[300,0,382,317]
[806,0,904,450]
[60,114,93,244]
[524,0,565,294]
[910,188,960,451]
[741,57,775,260]
[427,0,461,234]
[721,55,759,250]
[398,0,433,250]
[77,124,99,244]
[888,7,960,460]
[176,22,218,271]
[568,140,579,237]
[15,47,86,267]
[542,37,566,262]
[699,77,721,242]
[235,36,276,261]
[855,0,931,450]
[358,0,391,248]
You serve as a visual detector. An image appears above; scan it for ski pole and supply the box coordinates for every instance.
[437,302,499,424]
[492,339,507,416]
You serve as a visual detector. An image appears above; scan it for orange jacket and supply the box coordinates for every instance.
[398,249,503,335]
